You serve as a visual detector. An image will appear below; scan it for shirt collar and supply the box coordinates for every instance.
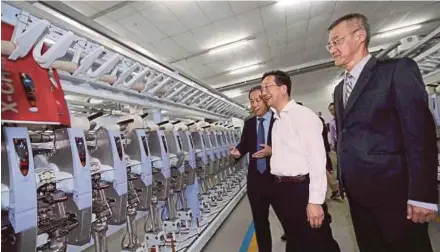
[345,54,372,80]
[271,99,296,119]
[257,110,272,121]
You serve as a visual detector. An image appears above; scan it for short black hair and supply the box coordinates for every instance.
[248,85,261,99]
[328,13,370,47]
[261,70,292,97]
[328,102,334,108]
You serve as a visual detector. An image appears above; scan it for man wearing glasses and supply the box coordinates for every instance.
[230,86,286,251]
[261,70,340,252]
[328,13,438,251]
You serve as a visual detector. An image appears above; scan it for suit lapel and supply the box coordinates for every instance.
[343,57,377,119]
[249,116,257,153]
[334,81,344,129]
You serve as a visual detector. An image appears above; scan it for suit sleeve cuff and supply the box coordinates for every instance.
[408,200,438,211]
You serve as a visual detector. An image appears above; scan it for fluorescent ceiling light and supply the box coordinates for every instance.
[89,98,103,104]
[377,24,422,39]
[229,63,262,75]
[276,0,301,7]
[208,39,252,54]
[223,90,243,98]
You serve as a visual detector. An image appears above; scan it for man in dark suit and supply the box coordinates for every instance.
[230,85,286,251]
[328,13,438,251]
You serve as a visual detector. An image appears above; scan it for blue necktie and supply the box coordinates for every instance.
[256,118,266,174]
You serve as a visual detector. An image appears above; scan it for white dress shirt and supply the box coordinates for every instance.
[344,54,437,211]
[270,100,327,205]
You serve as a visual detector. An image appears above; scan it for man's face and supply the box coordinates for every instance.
[328,104,335,116]
[249,89,268,117]
[261,75,285,107]
[327,21,365,67]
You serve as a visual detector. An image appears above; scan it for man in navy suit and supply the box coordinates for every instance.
[328,13,438,251]
[230,86,285,251]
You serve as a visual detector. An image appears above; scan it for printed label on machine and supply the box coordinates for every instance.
[1,22,70,125]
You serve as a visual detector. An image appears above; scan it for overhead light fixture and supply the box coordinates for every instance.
[229,63,262,75]
[376,24,422,39]
[208,39,253,55]
[223,90,243,98]
[89,98,103,104]
[276,0,301,7]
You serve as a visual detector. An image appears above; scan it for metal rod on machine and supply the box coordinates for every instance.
[188,92,205,105]
[197,95,212,107]
[224,107,236,115]
[376,40,402,59]
[202,97,216,108]
[205,98,219,110]
[401,25,440,58]
[142,73,163,93]
[148,76,172,94]
[161,82,182,98]
[215,103,228,113]
[219,104,232,113]
[414,43,440,62]
[165,83,187,100]
[180,89,199,104]
[175,88,193,102]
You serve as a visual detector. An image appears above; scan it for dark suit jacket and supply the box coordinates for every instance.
[319,116,331,152]
[236,114,275,177]
[334,56,438,207]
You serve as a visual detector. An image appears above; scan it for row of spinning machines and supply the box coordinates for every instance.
[1,115,247,252]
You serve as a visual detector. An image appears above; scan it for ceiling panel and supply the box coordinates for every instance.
[307,13,333,37]
[152,38,188,61]
[164,1,211,30]
[87,1,123,11]
[310,1,336,17]
[228,1,260,14]
[117,13,166,43]
[285,2,312,24]
[266,27,287,47]
[140,3,188,37]
[101,4,138,21]
[236,9,265,35]
[260,4,285,28]
[287,20,309,43]
[197,1,235,22]
[62,1,99,17]
[171,32,204,54]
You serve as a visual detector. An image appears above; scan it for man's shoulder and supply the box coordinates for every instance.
[376,57,416,70]
[244,116,256,124]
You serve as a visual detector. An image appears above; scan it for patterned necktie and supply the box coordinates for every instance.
[344,73,354,107]
[256,118,266,174]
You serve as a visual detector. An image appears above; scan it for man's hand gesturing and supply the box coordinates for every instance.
[230,146,241,159]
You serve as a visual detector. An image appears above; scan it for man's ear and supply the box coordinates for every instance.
[357,29,367,45]
[282,85,288,96]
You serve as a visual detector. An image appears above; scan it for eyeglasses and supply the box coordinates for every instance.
[261,84,278,91]
[326,28,362,51]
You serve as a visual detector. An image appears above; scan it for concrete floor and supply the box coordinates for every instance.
[203,190,440,252]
